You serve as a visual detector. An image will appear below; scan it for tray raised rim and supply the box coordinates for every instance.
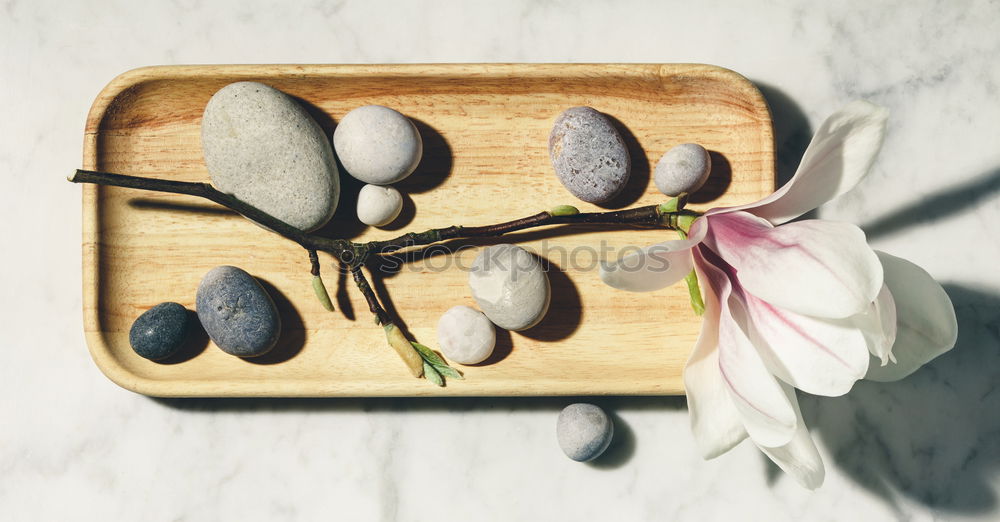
[81,63,775,397]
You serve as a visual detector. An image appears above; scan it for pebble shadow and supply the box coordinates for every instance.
[155,310,210,365]
[378,191,416,231]
[597,114,650,209]
[587,408,636,470]
[469,327,513,367]
[242,278,306,365]
[687,151,732,204]
[518,255,582,342]
[397,118,453,194]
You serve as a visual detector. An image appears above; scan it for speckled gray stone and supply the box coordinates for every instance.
[196,266,281,357]
[557,403,614,462]
[548,107,631,203]
[469,244,551,331]
[437,305,496,365]
[356,184,403,227]
[129,302,190,361]
[333,105,422,185]
[654,143,712,196]
[201,82,340,232]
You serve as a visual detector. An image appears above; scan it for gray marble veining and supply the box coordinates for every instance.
[3,0,1000,520]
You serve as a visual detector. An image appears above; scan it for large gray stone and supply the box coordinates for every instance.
[548,107,631,203]
[201,82,340,232]
[469,244,550,331]
[196,266,281,357]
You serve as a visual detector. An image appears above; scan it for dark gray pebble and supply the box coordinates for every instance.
[548,107,631,203]
[129,302,190,361]
[196,266,281,357]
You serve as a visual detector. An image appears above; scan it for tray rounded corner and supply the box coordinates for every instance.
[83,331,175,397]
[84,65,178,137]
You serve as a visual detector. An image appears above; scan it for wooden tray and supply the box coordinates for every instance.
[82,64,774,397]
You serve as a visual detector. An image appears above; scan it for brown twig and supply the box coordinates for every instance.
[70,169,695,381]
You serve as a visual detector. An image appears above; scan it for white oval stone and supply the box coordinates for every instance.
[436,305,496,365]
[333,105,422,185]
[201,82,340,231]
[469,244,551,331]
[356,184,403,227]
[654,143,712,196]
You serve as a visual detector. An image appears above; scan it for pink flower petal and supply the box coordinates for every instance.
[704,211,882,319]
[684,248,748,459]
[711,101,889,225]
[738,289,870,397]
[698,247,798,448]
[755,384,825,489]
[598,218,707,292]
[865,251,958,382]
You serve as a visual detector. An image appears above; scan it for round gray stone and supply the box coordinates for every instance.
[437,305,496,365]
[333,105,422,185]
[548,107,631,203]
[469,244,551,331]
[129,302,190,361]
[196,266,281,357]
[557,403,614,462]
[356,184,403,227]
[201,82,340,232]
[654,143,712,196]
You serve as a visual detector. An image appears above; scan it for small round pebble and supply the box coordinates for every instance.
[129,302,190,361]
[196,266,281,357]
[356,184,403,227]
[201,81,340,232]
[548,107,631,203]
[557,403,614,462]
[437,305,496,365]
[333,105,422,185]
[654,143,712,196]
[469,244,551,331]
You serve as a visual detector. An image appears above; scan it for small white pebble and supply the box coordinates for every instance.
[356,184,403,227]
[557,403,614,462]
[436,305,496,365]
[654,143,712,196]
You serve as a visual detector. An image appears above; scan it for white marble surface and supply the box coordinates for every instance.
[3,0,1000,520]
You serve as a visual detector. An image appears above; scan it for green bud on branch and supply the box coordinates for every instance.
[548,205,580,217]
[311,274,335,312]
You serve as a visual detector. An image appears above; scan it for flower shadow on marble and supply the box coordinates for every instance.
[808,284,1000,513]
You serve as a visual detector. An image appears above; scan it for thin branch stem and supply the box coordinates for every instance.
[350,264,390,326]
[70,168,697,342]
[70,169,350,257]
[71,168,703,383]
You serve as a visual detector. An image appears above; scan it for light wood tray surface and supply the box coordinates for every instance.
[82,63,774,397]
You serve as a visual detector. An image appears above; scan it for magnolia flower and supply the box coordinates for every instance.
[600,101,958,488]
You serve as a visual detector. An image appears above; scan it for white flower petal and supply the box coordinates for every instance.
[599,218,706,292]
[710,259,798,447]
[739,290,870,397]
[755,384,825,489]
[865,251,958,382]
[704,212,883,319]
[713,100,889,224]
[685,248,748,459]
[862,285,898,366]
